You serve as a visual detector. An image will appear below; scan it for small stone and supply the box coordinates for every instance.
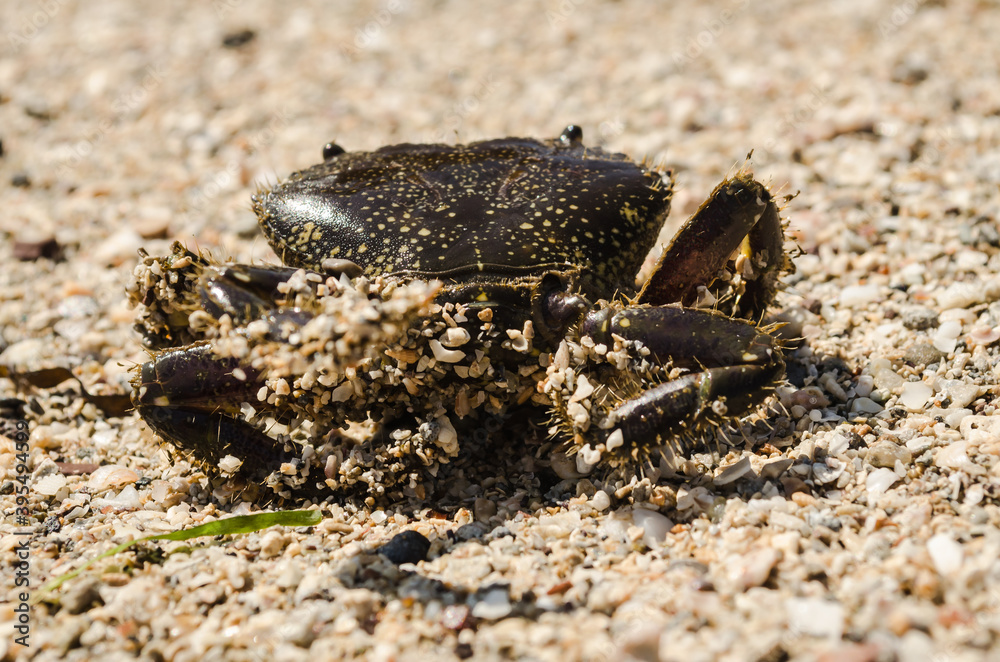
[714,457,752,486]
[471,585,512,620]
[905,436,934,454]
[839,284,881,307]
[826,432,852,456]
[94,229,144,266]
[867,440,912,469]
[759,457,794,480]
[222,28,256,48]
[590,490,611,511]
[932,320,963,353]
[855,374,874,398]
[944,408,972,428]
[967,326,1000,346]
[934,440,971,470]
[87,465,139,491]
[135,211,172,239]
[474,497,497,521]
[259,530,288,559]
[960,416,1000,445]
[900,306,939,330]
[898,382,933,410]
[377,530,431,565]
[730,547,781,591]
[787,597,844,639]
[13,235,60,261]
[904,343,946,367]
[60,579,103,614]
[631,508,672,547]
[869,358,904,390]
[850,397,882,415]
[866,468,900,498]
[936,282,983,310]
[791,386,830,410]
[34,473,68,496]
[455,522,488,541]
[813,458,844,485]
[441,604,471,629]
[939,380,980,409]
[926,534,963,576]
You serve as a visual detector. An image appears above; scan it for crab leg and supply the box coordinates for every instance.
[569,304,784,458]
[581,306,781,372]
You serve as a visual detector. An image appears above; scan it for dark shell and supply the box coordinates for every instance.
[253,136,672,297]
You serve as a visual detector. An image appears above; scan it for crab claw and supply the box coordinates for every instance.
[637,171,787,320]
[132,345,297,477]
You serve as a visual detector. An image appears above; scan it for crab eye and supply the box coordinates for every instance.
[322,143,346,160]
[559,125,583,145]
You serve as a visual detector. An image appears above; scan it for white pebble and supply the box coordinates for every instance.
[855,375,874,398]
[826,432,851,457]
[591,490,611,511]
[905,436,934,454]
[960,416,1000,445]
[575,445,600,474]
[95,485,142,510]
[330,381,355,402]
[812,458,844,485]
[934,440,971,470]
[926,533,963,576]
[869,358,904,390]
[730,547,781,591]
[866,468,899,498]
[605,428,624,451]
[630,508,672,547]
[786,597,844,640]
[34,473,67,496]
[259,531,287,559]
[850,397,882,415]
[967,326,1000,346]
[218,455,243,474]
[898,382,933,410]
[429,339,466,363]
[932,320,963,353]
[570,374,595,402]
[939,380,980,409]
[88,465,139,492]
[944,408,972,428]
[936,282,983,309]
[839,284,881,307]
[440,327,471,347]
[471,586,512,620]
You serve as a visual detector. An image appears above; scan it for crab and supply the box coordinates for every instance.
[128,125,791,499]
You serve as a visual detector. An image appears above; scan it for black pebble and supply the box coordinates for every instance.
[377,530,431,565]
[222,29,256,48]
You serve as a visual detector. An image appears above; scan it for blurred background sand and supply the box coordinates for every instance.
[4,1,1000,660]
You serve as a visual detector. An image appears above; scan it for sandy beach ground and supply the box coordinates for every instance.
[4,1,1000,660]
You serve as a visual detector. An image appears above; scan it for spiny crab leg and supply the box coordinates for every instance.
[550,303,784,470]
[582,306,780,371]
